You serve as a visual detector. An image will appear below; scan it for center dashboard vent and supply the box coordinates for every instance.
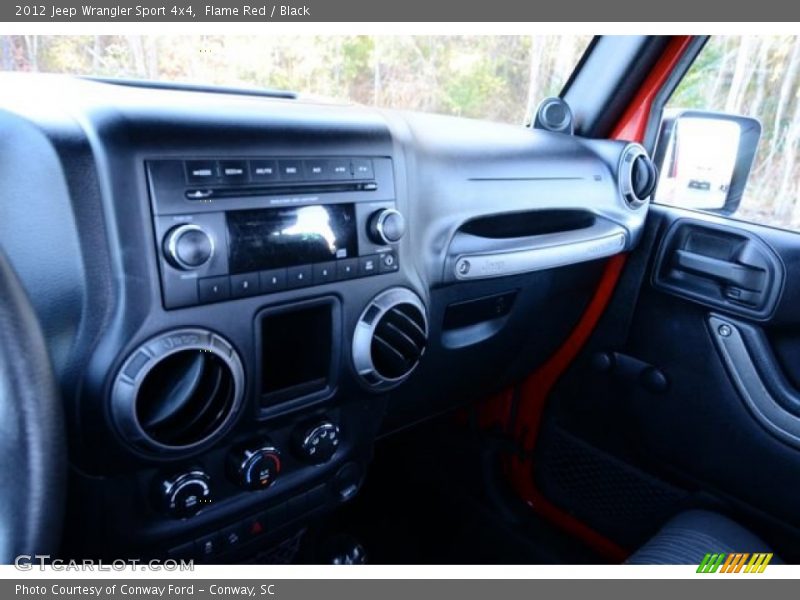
[353,288,428,390]
[136,350,234,447]
[111,329,245,456]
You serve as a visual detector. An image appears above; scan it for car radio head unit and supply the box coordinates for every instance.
[146,157,403,309]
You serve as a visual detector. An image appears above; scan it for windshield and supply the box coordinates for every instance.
[0,35,590,125]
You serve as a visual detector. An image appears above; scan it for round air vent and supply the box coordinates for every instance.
[352,288,428,390]
[111,329,244,456]
[619,144,657,209]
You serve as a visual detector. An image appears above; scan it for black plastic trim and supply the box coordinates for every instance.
[709,314,800,449]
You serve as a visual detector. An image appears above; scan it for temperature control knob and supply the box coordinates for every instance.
[158,470,212,518]
[368,209,406,245]
[294,421,341,464]
[164,224,214,270]
[228,444,282,491]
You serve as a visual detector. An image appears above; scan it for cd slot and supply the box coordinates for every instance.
[186,181,378,200]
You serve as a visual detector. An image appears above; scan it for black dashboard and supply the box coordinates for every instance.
[0,73,651,562]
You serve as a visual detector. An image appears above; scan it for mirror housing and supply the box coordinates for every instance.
[652,110,761,215]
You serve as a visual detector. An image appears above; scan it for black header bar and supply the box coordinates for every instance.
[3,0,799,22]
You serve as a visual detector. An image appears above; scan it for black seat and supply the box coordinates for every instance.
[627,510,776,565]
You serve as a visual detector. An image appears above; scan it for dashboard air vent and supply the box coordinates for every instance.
[136,349,235,447]
[353,288,428,390]
[620,144,657,209]
[371,303,427,380]
[111,329,244,456]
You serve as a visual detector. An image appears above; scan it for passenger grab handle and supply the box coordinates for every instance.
[452,220,627,280]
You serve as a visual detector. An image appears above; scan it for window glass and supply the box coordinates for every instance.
[0,35,590,125]
[661,36,800,230]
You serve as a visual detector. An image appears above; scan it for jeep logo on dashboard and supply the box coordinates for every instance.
[161,334,201,349]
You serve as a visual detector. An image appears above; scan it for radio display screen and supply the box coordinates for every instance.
[226,204,358,273]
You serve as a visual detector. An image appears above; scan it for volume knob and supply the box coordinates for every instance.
[164,224,214,270]
[368,209,406,245]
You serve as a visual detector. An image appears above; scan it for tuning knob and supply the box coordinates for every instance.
[227,444,282,491]
[368,209,406,245]
[158,470,212,518]
[164,224,214,270]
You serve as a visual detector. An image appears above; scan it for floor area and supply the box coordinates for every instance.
[300,416,606,564]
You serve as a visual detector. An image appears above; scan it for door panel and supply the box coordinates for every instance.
[535,203,800,558]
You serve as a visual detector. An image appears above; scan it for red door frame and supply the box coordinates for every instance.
[496,35,697,562]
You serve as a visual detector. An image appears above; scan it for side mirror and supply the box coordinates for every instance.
[652,110,761,215]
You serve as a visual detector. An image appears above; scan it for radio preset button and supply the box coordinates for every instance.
[352,159,374,180]
[260,268,287,293]
[328,159,352,180]
[250,160,279,182]
[304,159,328,180]
[359,255,379,276]
[230,273,260,298]
[198,276,231,303]
[185,160,218,184]
[337,258,359,280]
[278,160,304,181]
[219,160,249,183]
[313,262,337,284]
[287,265,313,288]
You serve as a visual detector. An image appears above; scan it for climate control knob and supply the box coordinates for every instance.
[227,444,282,491]
[294,421,341,464]
[158,470,212,518]
[164,224,214,270]
[368,209,406,245]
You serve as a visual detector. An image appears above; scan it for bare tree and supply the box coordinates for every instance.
[91,36,102,73]
[372,37,381,106]
[707,37,732,107]
[749,37,772,118]
[127,35,147,78]
[772,37,800,146]
[23,35,38,71]
[775,97,800,220]
[524,36,546,124]
[725,36,753,114]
